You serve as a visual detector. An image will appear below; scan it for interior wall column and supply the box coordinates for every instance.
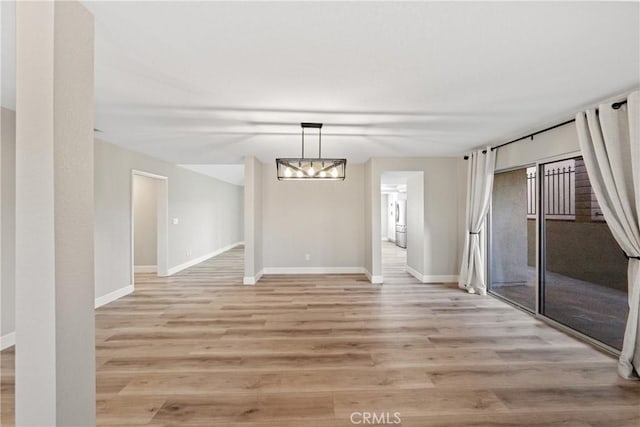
[15,1,95,425]
[243,156,263,284]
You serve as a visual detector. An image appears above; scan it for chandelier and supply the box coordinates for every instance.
[276,122,347,180]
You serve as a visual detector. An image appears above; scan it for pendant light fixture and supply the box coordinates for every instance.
[276,122,347,181]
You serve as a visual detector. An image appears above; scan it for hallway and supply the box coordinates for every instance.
[382,240,408,280]
[2,246,640,425]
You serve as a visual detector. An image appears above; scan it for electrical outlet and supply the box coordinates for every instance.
[172,218,179,225]
[186,249,191,257]
[305,254,311,261]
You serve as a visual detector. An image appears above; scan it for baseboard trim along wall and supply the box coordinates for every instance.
[406,265,458,283]
[134,265,157,273]
[95,284,134,309]
[423,275,459,283]
[364,269,384,284]
[262,267,366,275]
[0,332,15,350]
[243,269,263,285]
[167,241,243,276]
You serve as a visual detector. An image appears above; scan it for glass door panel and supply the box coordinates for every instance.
[541,156,628,349]
[489,168,536,311]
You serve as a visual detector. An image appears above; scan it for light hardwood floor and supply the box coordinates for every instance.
[2,244,640,426]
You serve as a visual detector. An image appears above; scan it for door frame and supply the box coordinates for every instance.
[131,169,169,285]
[487,150,620,355]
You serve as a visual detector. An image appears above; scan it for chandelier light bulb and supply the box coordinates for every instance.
[275,123,346,181]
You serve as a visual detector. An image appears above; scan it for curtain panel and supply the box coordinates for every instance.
[575,90,640,379]
[458,147,496,295]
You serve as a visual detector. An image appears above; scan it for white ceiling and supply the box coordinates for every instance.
[178,164,245,186]
[2,1,639,168]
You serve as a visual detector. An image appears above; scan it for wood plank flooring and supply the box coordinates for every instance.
[2,243,640,426]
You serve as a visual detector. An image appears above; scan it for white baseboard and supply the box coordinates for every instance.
[243,269,263,285]
[167,241,243,276]
[134,265,157,273]
[364,269,384,284]
[406,265,458,283]
[406,265,424,282]
[423,275,459,283]
[95,284,134,308]
[262,267,366,275]
[0,332,15,350]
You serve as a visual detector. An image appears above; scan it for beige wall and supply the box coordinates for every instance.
[495,121,580,171]
[363,159,373,275]
[2,130,244,342]
[94,139,244,299]
[261,163,365,270]
[242,157,463,283]
[14,2,96,422]
[1,108,15,339]
[133,174,158,266]
[243,156,263,281]
[368,158,464,282]
[405,172,425,275]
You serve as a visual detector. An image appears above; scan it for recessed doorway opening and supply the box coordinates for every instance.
[131,170,169,285]
[380,171,424,282]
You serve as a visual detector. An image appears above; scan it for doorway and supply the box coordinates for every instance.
[131,170,169,284]
[380,171,424,282]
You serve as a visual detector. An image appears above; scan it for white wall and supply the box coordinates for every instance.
[261,163,365,271]
[133,174,158,267]
[385,192,398,242]
[380,193,388,240]
[1,108,15,342]
[95,139,244,299]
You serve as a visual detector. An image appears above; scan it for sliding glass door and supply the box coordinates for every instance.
[489,167,536,311]
[490,155,628,350]
[540,156,628,350]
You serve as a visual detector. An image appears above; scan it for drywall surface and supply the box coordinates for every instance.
[369,158,463,281]
[261,163,365,270]
[381,193,388,240]
[133,174,158,266]
[495,121,580,171]
[243,156,263,280]
[364,159,373,275]
[406,172,425,275]
[1,108,15,338]
[95,139,244,299]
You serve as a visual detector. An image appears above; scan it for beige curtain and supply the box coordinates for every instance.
[458,147,496,295]
[575,90,640,379]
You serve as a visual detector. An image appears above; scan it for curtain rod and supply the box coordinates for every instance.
[463,99,628,160]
